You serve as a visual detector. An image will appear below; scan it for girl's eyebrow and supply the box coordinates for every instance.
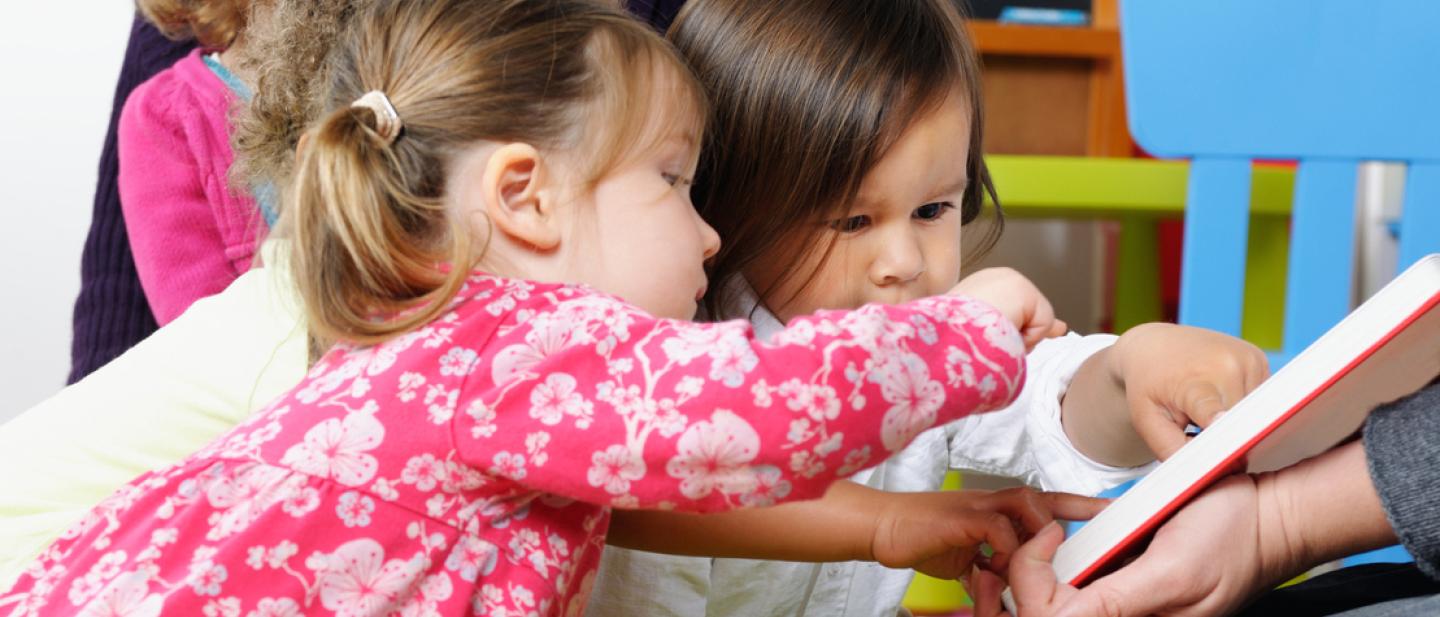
[931,175,970,199]
[664,132,697,148]
[852,174,970,210]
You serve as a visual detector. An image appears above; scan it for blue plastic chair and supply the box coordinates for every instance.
[1121,0,1440,364]
[1120,0,1440,566]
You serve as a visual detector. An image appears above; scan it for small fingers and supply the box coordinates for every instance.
[1049,319,1069,338]
[1020,292,1061,350]
[1179,380,1232,429]
[1242,342,1272,393]
[1040,492,1110,522]
[1130,397,1190,460]
[970,510,1021,574]
[986,487,1055,535]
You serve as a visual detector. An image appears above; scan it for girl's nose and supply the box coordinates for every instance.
[698,216,722,260]
[869,231,925,287]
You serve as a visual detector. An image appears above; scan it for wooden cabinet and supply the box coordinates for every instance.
[968,0,1131,157]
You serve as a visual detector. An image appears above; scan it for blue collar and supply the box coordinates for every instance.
[202,53,278,228]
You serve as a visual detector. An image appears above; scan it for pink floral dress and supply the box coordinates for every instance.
[1,273,1026,617]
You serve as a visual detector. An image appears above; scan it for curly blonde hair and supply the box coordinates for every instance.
[229,0,364,196]
[135,0,254,48]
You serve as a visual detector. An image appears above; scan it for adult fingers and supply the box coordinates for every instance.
[1055,551,1185,617]
[1006,521,1069,616]
[969,566,1011,617]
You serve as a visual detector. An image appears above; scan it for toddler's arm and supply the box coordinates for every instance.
[607,481,1105,577]
[453,288,1028,513]
[945,332,1153,496]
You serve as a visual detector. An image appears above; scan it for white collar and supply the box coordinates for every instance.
[705,276,786,340]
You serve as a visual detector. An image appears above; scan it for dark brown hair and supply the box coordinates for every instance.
[290,0,706,345]
[670,0,1002,317]
[136,0,255,48]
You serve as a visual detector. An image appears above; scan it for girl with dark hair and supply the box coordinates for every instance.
[587,1,1271,614]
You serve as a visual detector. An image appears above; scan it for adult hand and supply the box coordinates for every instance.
[992,474,1271,617]
[983,442,1395,617]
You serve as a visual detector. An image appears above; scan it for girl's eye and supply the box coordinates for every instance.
[662,172,692,188]
[913,202,955,221]
[828,214,871,233]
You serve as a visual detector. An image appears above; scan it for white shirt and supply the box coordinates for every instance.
[585,280,1154,617]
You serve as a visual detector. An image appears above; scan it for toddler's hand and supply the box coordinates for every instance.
[868,487,1106,581]
[951,268,1067,350]
[1112,323,1269,459]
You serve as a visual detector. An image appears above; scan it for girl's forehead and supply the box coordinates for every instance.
[852,101,972,207]
[624,60,706,144]
[576,49,706,180]
[620,109,702,167]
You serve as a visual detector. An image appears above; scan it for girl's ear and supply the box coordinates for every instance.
[478,143,561,251]
[295,132,311,159]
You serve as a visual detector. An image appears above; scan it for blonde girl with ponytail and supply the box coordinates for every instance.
[1,1,1095,614]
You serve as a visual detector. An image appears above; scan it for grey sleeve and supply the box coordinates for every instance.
[1362,381,1440,579]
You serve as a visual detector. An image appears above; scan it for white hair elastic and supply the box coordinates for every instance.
[351,90,403,145]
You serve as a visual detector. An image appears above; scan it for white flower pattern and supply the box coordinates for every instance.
[872,353,945,452]
[0,276,1023,617]
[666,410,761,500]
[76,572,162,617]
[313,539,424,617]
[587,445,645,496]
[528,373,594,428]
[279,412,384,486]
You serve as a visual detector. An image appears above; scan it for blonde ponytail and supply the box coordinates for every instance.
[282,0,707,347]
[290,102,470,346]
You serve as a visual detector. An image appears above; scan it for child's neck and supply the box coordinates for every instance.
[474,248,557,288]
[217,40,254,89]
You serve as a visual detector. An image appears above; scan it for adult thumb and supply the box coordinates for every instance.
[1005,522,1067,615]
[1056,555,1179,617]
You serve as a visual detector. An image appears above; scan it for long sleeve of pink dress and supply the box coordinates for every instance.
[1,274,1026,617]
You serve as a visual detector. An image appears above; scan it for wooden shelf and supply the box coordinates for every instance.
[966,8,1130,157]
[967,20,1120,60]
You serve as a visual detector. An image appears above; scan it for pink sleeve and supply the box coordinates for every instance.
[453,290,1027,513]
[117,79,238,325]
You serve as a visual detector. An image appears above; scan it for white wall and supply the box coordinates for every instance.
[0,4,135,421]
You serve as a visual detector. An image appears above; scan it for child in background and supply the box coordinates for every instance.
[1,1,1097,614]
[586,0,1271,615]
[120,0,277,324]
[67,17,194,384]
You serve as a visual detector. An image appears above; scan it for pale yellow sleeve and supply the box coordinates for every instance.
[0,247,307,589]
